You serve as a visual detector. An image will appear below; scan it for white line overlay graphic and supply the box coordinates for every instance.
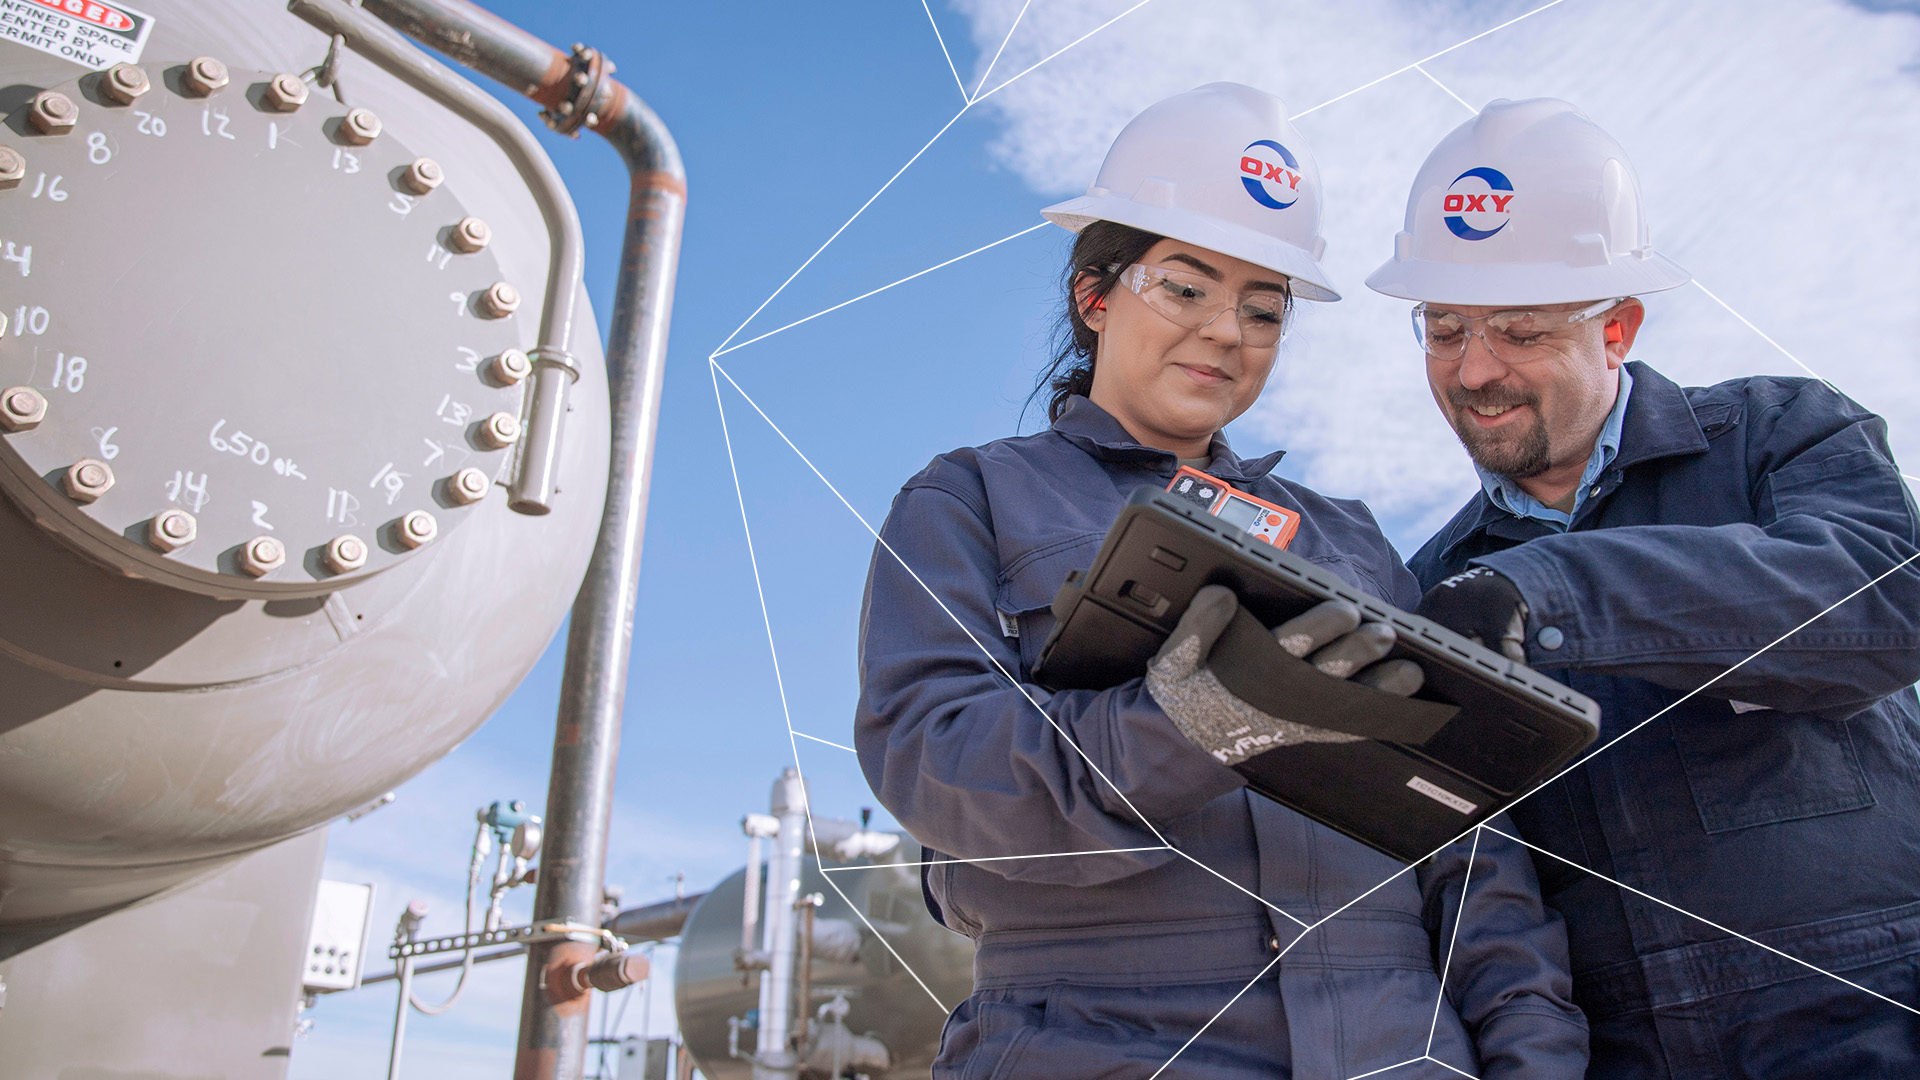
[696,0,1920,1073]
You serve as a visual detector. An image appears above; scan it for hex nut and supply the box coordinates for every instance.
[239,535,286,576]
[102,63,150,105]
[339,107,381,146]
[0,146,24,187]
[478,411,521,449]
[397,510,438,549]
[63,458,114,503]
[27,91,77,135]
[148,509,197,552]
[323,534,369,574]
[263,73,308,112]
[447,467,490,505]
[449,217,491,254]
[400,157,443,195]
[479,282,520,318]
[487,348,532,385]
[183,57,229,97]
[1,386,46,431]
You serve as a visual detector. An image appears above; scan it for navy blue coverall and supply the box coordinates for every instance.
[1410,361,1920,1079]
[857,396,1588,1080]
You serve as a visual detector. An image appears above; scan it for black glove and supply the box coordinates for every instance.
[1416,566,1529,663]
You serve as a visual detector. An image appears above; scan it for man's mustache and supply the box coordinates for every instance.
[1446,385,1539,412]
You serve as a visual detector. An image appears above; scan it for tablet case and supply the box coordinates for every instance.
[1031,489,1601,862]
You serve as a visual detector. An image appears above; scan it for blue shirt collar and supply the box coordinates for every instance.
[1475,364,1634,530]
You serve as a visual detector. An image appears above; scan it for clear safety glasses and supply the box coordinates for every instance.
[1412,297,1624,363]
[1122,264,1293,347]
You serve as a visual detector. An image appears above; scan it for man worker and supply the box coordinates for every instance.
[1368,97,1920,1079]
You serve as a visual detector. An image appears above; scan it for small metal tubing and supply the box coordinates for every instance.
[1,386,46,431]
[183,57,230,96]
[62,458,113,502]
[28,91,77,135]
[101,63,150,105]
[148,509,197,552]
[264,73,309,112]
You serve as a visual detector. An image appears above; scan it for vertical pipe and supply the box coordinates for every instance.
[339,3,685,1077]
[387,955,413,1080]
[754,770,806,1080]
[740,832,763,958]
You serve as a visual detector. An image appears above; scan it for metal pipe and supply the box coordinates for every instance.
[289,0,590,515]
[348,3,687,1078]
[361,944,527,986]
[603,892,707,944]
[754,770,807,1080]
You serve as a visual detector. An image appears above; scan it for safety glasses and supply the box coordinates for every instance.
[1412,297,1624,363]
[1121,264,1293,347]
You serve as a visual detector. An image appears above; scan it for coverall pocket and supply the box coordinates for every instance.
[1674,709,1875,833]
[933,995,1044,1080]
[996,532,1104,676]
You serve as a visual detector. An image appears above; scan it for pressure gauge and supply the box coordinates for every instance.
[0,62,533,598]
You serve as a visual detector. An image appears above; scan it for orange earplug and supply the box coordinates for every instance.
[1605,322,1624,344]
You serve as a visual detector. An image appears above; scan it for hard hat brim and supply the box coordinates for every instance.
[1041,194,1342,303]
[1364,251,1691,307]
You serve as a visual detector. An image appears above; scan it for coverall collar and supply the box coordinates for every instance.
[1440,361,1711,559]
[1050,394,1286,485]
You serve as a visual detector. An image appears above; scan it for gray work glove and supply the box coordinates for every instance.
[1147,584,1425,766]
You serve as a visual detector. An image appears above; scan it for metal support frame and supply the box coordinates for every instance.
[288,2,686,1077]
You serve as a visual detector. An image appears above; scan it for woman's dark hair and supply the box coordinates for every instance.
[1028,220,1165,424]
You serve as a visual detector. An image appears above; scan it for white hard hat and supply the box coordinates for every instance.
[1042,82,1340,302]
[1366,98,1690,306]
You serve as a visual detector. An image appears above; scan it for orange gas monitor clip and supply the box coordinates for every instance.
[1164,466,1301,549]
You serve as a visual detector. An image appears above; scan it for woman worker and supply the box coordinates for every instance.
[854,84,1586,1079]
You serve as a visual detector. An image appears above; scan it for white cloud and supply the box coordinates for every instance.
[955,0,1920,541]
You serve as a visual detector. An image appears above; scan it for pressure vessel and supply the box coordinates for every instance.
[0,0,608,955]
[673,841,974,1080]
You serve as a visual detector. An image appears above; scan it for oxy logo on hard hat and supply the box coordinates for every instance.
[1442,167,1515,241]
[1239,140,1303,210]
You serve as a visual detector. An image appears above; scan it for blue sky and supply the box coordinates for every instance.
[292,1,1920,1075]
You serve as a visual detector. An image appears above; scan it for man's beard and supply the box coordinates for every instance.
[1446,385,1550,479]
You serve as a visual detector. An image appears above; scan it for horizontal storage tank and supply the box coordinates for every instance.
[0,0,609,956]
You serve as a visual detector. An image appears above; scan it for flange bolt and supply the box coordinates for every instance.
[401,157,442,195]
[264,73,308,112]
[397,510,438,549]
[323,534,368,574]
[63,458,114,503]
[1,386,46,431]
[340,107,381,146]
[102,64,150,105]
[478,411,520,449]
[450,217,491,253]
[0,147,24,187]
[447,467,490,505]
[478,282,520,319]
[239,535,285,576]
[28,92,77,135]
[183,57,229,97]
[149,509,197,552]
[487,349,532,385]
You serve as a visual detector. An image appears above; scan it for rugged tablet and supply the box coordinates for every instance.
[1031,489,1601,863]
